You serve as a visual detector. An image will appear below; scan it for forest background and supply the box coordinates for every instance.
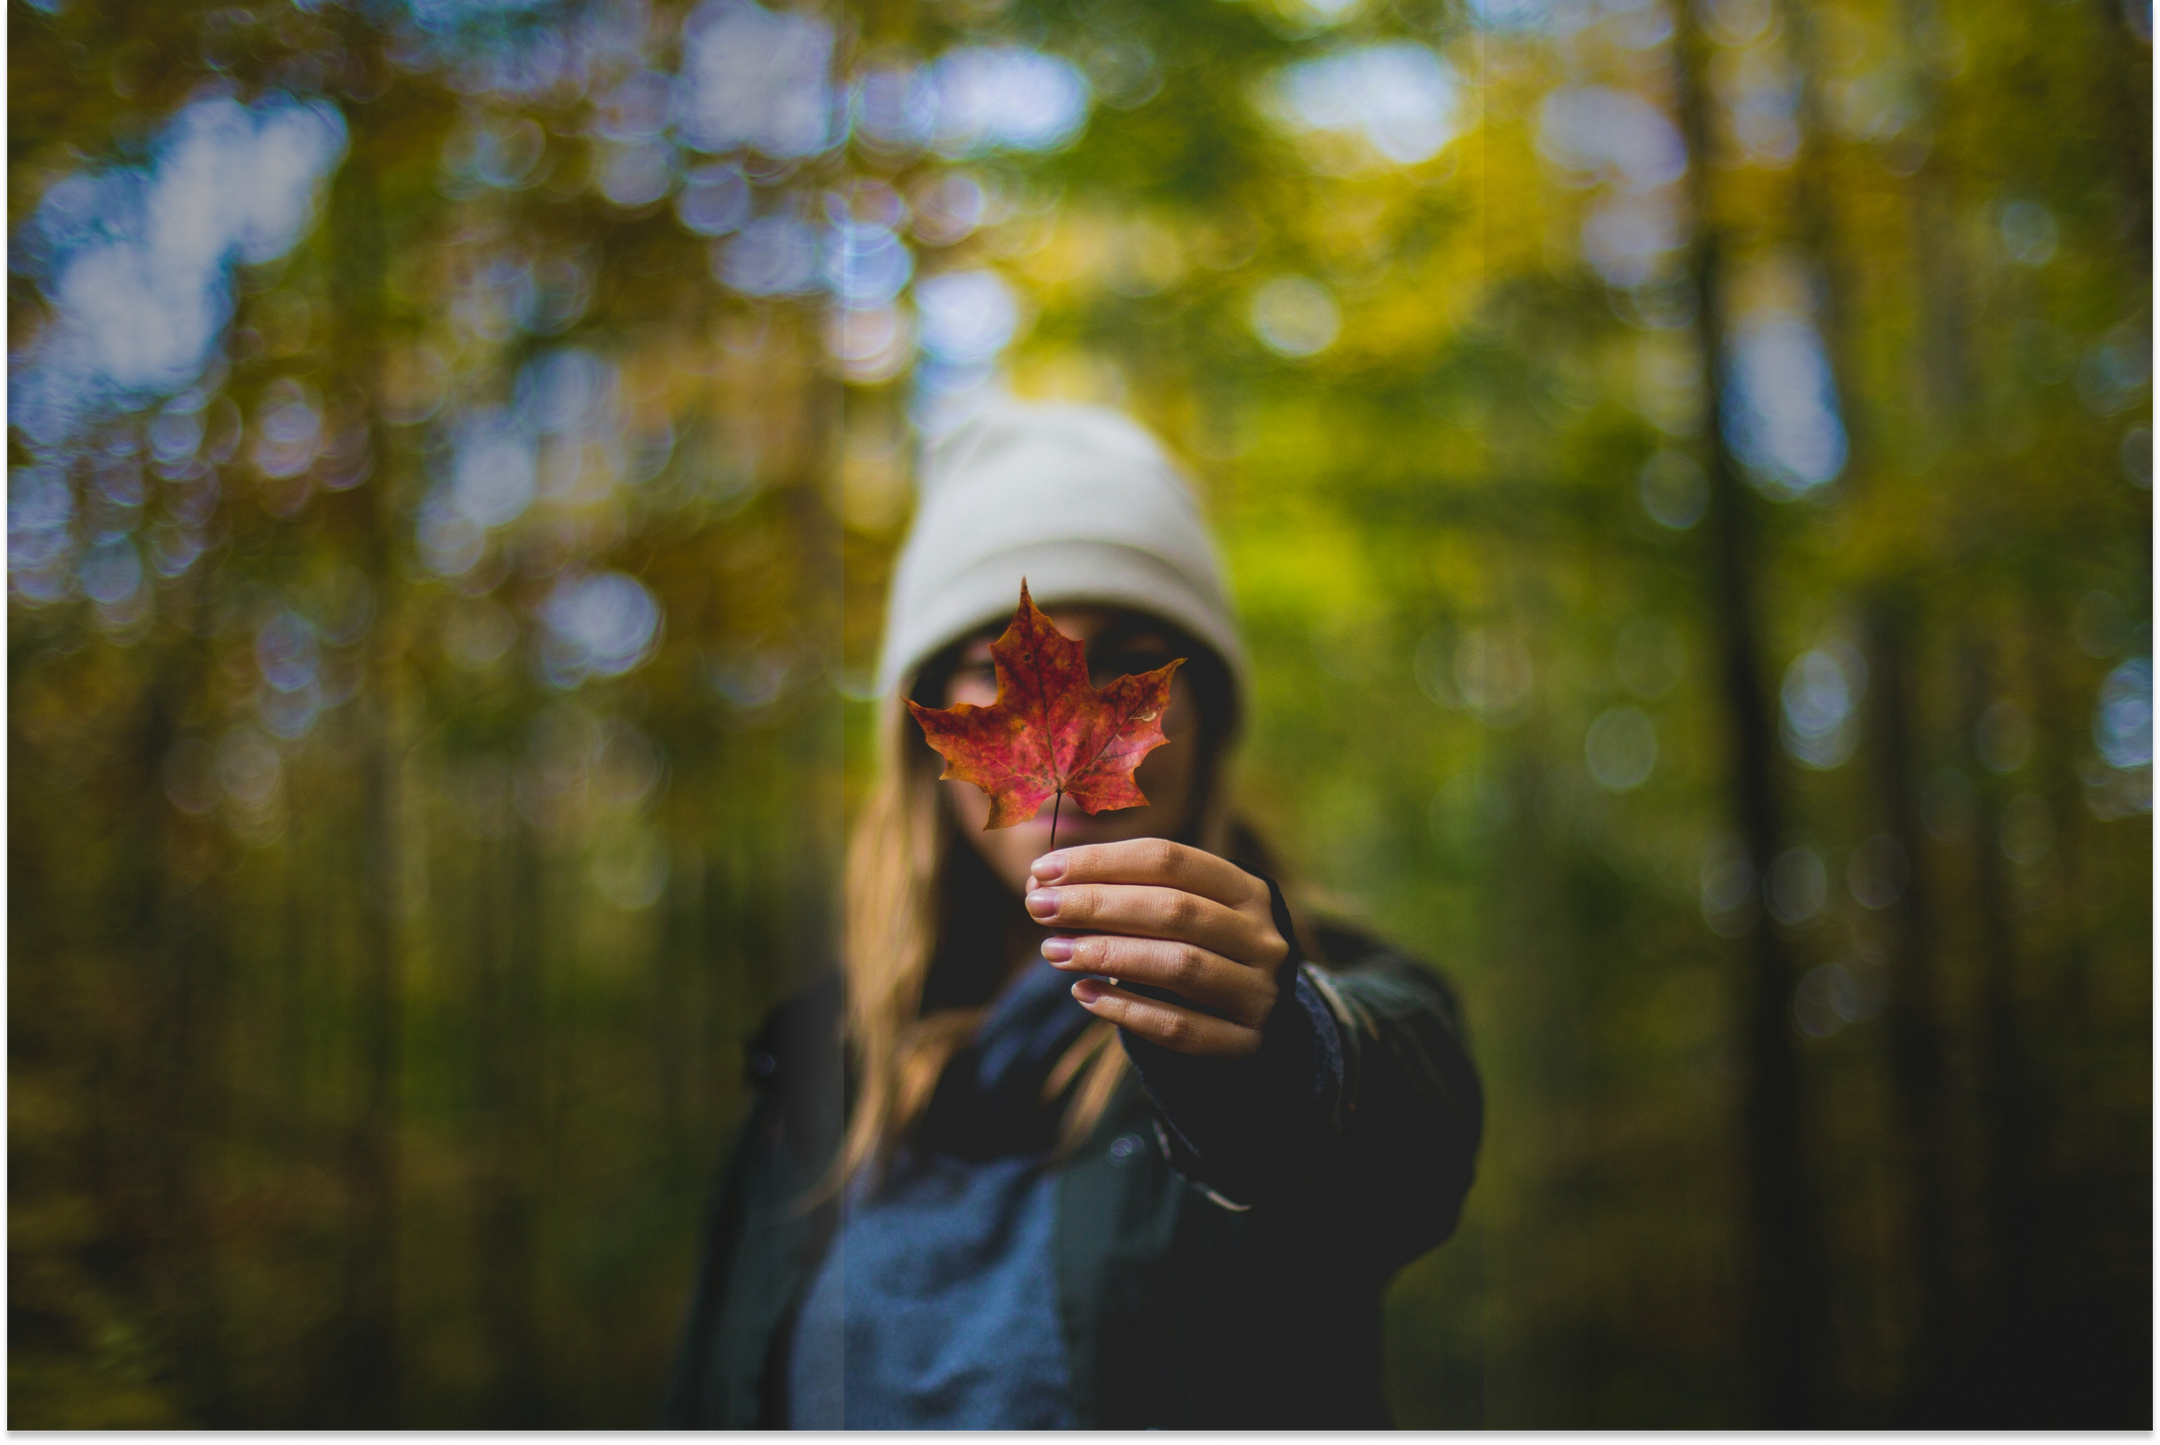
[7,0,2151,1427]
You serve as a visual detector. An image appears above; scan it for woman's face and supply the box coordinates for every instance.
[937,606,1206,897]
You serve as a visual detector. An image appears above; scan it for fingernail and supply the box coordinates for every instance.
[1032,852,1068,882]
[1040,936,1075,963]
[1025,889,1060,920]
[1072,978,1105,1004]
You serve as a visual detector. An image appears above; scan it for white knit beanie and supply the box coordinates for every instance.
[875,400,1247,716]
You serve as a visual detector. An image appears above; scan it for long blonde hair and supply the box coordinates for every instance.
[838,629,1241,1186]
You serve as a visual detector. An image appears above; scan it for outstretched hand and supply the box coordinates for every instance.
[1027,838,1289,1059]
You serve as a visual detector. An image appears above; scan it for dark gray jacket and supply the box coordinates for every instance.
[662,920,1482,1429]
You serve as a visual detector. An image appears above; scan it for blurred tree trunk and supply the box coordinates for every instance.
[1777,0,1855,444]
[1882,0,1986,1416]
[1862,597,1961,1420]
[2087,0,2154,258]
[327,89,404,1428]
[1960,638,2040,1421]
[2042,587,2144,1420]
[1671,9,1826,1425]
[131,580,233,1421]
[1891,0,1977,455]
[1782,0,1973,1418]
[340,569,405,1429]
[479,826,545,1424]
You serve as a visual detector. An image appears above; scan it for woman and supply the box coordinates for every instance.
[664,401,1482,1429]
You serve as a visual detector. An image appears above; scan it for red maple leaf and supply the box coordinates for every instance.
[906,581,1185,840]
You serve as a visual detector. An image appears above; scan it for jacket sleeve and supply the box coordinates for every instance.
[1305,943,1484,1270]
[661,1095,772,1427]
[1119,892,1483,1274]
[660,972,846,1428]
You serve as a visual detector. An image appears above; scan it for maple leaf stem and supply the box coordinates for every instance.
[1049,790,1063,853]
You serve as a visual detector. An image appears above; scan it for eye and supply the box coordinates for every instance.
[946,661,998,701]
[1089,648,1177,685]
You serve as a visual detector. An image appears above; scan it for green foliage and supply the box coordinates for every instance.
[8,0,2150,1427]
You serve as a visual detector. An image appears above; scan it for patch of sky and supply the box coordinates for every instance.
[416,347,628,562]
[826,221,914,309]
[829,301,914,385]
[417,494,487,578]
[11,94,348,448]
[916,270,1019,365]
[251,378,325,480]
[677,0,837,158]
[1533,83,1690,287]
[148,394,207,470]
[1599,0,1676,50]
[520,347,644,496]
[259,674,324,741]
[1724,48,1800,167]
[478,116,550,187]
[540,571,663,686]
[1723,311,1847,496]
[1581,193,1682,287]
[923,47,1091,157]
[258,610,321,694]
[10,465,77,602]
[594,68,674,144]
[853,63,940,152]
[449,250,593,340]
[715,214,824,296]
[852,47,1091,157]
[149,523,208,581]
[451,410,540,528]
[1781,641,1866,770]
[1268,43,1459,166]
[405,6,614,104]
[1536,86,1687,192]
[910,172,990,247]
[677,163,752,237]
[1281,0,1364,27]
[517,347,619,436]
[405,0,564,36]
[598,139,679,208]
[912,268,1021,433]
[2095,656,2152,770]
[80,538,144,611]
[1466,0,1548,28]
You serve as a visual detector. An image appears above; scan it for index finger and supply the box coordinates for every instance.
[1030,838,1265,911]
